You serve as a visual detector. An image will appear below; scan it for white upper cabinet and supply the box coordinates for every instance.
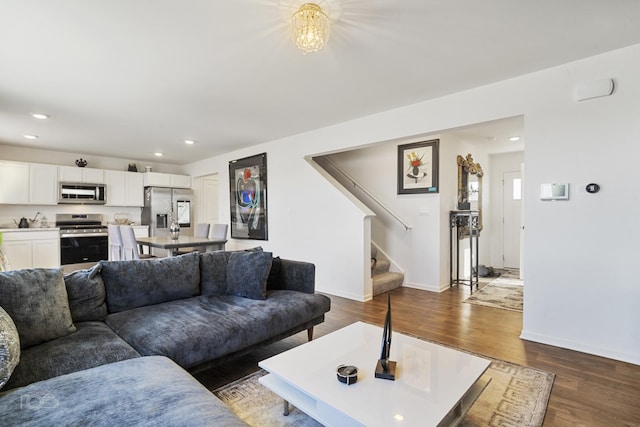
[29,163,58,205]
[0,161,29,204]
[0,161,57,205]
[59,166,104,183]
[105,170,144,207]
[144,172,191,188]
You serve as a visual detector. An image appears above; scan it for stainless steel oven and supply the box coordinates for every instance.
[56,214,108,265]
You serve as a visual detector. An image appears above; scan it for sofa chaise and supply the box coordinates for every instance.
[0,249,330,425]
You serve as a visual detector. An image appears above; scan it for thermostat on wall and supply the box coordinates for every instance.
[540,183,569,200]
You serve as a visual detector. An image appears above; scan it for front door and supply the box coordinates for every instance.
[503,171,522,268]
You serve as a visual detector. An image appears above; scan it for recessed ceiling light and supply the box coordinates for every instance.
[184,140,195,145]
[31,113,49,120]
[509,136,521,141]
[154,152,164,157]
[24,134,38,139]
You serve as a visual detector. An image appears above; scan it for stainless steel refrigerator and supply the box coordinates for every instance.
[142,187,193,256]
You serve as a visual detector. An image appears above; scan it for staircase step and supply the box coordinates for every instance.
[372,271,404,296]
[372,259,391,276]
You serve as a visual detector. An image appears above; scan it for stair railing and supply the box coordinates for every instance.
[324,158,412,231]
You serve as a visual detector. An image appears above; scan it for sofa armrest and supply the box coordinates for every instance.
[277,259,315,294]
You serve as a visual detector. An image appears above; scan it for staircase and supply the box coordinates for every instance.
[371,245,405,296]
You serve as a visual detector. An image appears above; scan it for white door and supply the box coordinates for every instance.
[503,171,522,268]
[199,175,219,229]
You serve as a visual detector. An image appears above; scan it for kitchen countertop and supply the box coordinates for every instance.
[0,227,60,232]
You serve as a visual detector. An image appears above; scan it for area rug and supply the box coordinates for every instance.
[464,278,524,312]
[213,357,553,427]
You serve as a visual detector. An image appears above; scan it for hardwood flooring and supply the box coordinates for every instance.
[194,284,640,427]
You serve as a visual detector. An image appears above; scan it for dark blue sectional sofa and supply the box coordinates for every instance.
[0,249,330,425]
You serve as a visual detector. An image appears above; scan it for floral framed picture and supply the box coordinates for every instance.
[229,153,268,240]
[397,139,439,194]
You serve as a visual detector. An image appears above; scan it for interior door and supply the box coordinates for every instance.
[503,171,522,268]
[199,175,219,225]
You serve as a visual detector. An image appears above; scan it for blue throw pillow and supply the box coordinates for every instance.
[0,268,76,349]
[199,251,232,296]
[226,251,272,300]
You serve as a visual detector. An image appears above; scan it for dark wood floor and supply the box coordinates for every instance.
[194,284,640,427]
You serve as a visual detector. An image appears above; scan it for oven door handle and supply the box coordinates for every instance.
[60,233,109,238]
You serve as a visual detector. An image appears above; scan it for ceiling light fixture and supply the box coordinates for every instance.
[184,140,195,145]
[509,136,521,141]
[291,3,330,54]
[23,134,38,139]
[31,113,49,120]
[154,152,163,157]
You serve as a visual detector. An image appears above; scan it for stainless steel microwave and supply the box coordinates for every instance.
[59,183,107,204]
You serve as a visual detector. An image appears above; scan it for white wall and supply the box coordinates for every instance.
[185,43,640,365]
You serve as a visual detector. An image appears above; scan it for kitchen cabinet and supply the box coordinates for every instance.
[144,172,191,188]
[105,170,144,207]
[29,163,58,204]
[0,161,57,205]
[0,229,60,270]
[59,166,105,183]
[0,161,29,204]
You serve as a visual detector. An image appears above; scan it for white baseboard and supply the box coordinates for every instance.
[318,286,371,302]
[403,281,443,293]
[520,330,640,366]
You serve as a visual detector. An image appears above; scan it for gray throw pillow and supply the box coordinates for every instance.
[0,306,20,390]
[226,251,272,300]
[0,268,76,349]
[199,251,232,296]
[64,264,108,322]
[100,252,200,313]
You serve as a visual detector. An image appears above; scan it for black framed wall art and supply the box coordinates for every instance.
[229,153,268,240]
[397,139,439,194]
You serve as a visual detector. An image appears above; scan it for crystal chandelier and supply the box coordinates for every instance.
[291,3,330,54]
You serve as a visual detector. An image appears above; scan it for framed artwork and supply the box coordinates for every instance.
[229,153,268,240]
[397,139,439,194]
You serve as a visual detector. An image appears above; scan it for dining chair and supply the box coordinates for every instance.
[120,225,155,260]
[175,223,211,255]
[108,225,123,261]
[211,223,228,240]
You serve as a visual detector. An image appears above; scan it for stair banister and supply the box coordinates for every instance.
[325,158,412,231]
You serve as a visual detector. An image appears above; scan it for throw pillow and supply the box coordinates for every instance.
[266,256,283,290]
[0,306,20,390]
[100,252,200,313]
[64,264,108,322]
[0,268,76,349]
[199,251,232,296]
[226,251,272,300]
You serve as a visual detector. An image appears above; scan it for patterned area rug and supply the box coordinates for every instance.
[465,278,524,312]
[213,357,553,427]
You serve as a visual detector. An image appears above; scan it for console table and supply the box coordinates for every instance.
[449,210,479,293]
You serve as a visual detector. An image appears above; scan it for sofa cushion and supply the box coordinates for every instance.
[0,356,249,427]
[200,250,232,296]
[100,252,201,313]
[64,264,108,322]
[0,268,76,348]
[3,321,140,390]
[105,291,331,369]
[226,251,272,300]
[0,306,20,390]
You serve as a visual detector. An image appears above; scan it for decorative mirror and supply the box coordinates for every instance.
[457,154,484,233]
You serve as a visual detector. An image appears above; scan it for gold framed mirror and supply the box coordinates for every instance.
[457,154,484,234]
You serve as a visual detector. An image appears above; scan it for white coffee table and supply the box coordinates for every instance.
[258,322,491,427]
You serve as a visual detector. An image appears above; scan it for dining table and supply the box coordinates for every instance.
[135,235,227,256]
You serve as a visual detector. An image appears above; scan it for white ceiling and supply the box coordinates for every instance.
[1,1,639,165]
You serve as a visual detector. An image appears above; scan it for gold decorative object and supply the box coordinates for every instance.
[291,3,330,54]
